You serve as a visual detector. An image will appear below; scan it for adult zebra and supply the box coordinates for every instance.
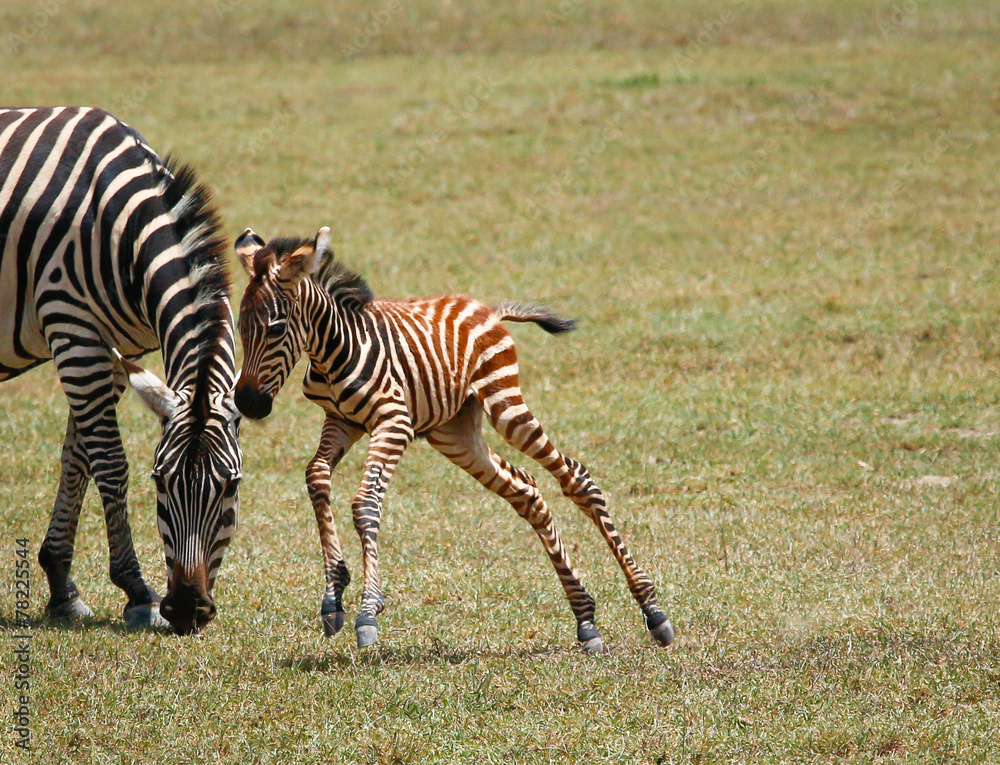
[0,106,242,634]
[233,226,673,652]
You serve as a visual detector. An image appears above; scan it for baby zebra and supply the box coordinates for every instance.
[234,227,673,652]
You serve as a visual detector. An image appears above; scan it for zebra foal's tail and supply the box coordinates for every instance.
[494,300,577,335]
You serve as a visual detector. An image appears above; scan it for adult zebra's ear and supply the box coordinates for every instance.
[278,226,331,290]
[223,373,243,422]
[112,349,181,420]
[235,228,266,277]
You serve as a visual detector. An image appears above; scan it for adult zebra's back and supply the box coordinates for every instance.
[0,106,243,634]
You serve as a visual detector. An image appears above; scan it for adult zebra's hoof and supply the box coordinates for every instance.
[582,636,607,654]
[322,611,345,637]
[646,612,675,647]
[123,602,171,632]
[356,624,379,648]
[47,597,94,621]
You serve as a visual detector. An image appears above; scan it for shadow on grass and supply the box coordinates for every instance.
[282,639,576,672]
[0,611,169,636]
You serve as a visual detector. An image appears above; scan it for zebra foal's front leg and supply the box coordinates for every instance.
[351,419,413,648]
[306,415,363,636]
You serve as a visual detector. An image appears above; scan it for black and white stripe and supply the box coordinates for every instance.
[0,106,242,634]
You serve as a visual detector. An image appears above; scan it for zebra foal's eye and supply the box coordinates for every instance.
[266,320,286,337]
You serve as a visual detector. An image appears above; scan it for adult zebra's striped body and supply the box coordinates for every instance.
[0,106,242,634]
[233,227,673,652]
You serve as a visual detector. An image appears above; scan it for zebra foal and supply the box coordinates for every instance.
[234,226,673,652]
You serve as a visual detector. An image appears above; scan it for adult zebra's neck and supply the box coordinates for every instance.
[134,161,235,397]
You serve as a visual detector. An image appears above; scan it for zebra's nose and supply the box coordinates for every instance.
[234,376,272,419]
[161,596,216,635]
[161,580,216,635]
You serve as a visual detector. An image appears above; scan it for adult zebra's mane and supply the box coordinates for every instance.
[148,154,232,426]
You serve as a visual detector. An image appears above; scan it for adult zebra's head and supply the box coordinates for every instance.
[232,227,333,420]
[115,351,242,635]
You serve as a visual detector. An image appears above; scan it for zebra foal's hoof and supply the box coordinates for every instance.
[322,610,345,637]
[577,621,606,654]
[47,597,94,621]
[646,612,675,647]
[124,602,172,632]
[356,624,379,648]
[582,636,608,654]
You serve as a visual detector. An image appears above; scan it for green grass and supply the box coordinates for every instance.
[2,1,1000,762]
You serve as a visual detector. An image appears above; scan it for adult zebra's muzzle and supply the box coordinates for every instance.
[161,566,217,635]
[234,374,272,420]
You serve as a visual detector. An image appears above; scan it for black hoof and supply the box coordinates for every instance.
[649,619,675,647]
[46,597,94,621]
[645,610,674,647]
[356,624,378,648]
[123,602,172,631]
[577,620,605,653]
[322,610,346,637]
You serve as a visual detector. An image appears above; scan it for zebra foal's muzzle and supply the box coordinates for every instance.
[234,373,272,420]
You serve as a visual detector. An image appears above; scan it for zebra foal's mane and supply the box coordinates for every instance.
[315,256,373,307]
[254,236,374,308]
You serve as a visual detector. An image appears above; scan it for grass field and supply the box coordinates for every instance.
[2,1,1000,762]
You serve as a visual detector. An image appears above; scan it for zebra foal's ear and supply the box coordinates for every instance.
[112,349,181,420]
[278,226,331,289]
[235,228,266,277]
[315,226,332,258]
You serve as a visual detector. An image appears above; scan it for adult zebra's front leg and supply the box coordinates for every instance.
[352,418,413,648]
[306,414,363,636]
[46,335,166,629]
[38,413,94,620]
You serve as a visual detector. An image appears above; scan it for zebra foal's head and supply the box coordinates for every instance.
[232,227,333,420]
[115,351,243,635]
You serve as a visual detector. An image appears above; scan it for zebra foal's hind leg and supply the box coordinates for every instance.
[475,380,674,647]
[553,456,673,646]
[306,414,363,636]
[38,413,95,620]
[426,400,606,653]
